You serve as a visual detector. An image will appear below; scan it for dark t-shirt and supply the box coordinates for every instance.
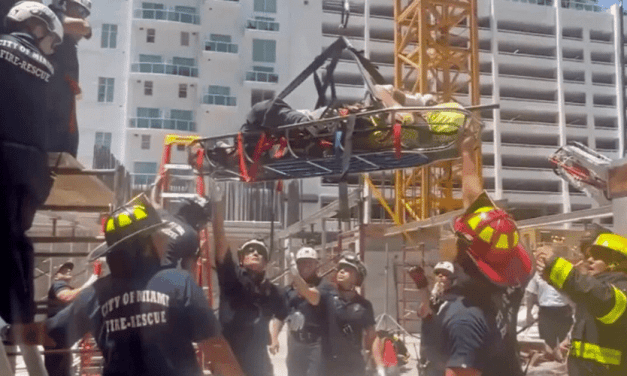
[284,278,333,337]
[420,292,523,376]
[46,267,220,376]
[217,250,288,376]
[322,289,375,374]
[47,280,72,318]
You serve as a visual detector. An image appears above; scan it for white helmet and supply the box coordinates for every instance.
[296,247,319,261]
[51,0,91,17]
[5,2,63,43]
[238,239,269,259]
[433,261,455,276]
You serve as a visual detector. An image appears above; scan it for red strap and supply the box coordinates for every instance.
[237,132,252,182]
[319,139,333,149]
[383,338,398,367]
[276,180,283,192]
[393,123,402,159]
[274,136,288,159]
[249,133,272,179]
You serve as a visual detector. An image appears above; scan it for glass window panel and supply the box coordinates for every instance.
[153,64,165,74]
[211,34,231,43]
[139,54,162,63]
[216,43,227,52]
[150,119,163,129]
[165,65,176,75]
[137,119,149,128]
[214,96,226,105]
[229,44,238,53]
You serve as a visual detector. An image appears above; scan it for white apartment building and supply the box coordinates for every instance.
[75,0,627,224]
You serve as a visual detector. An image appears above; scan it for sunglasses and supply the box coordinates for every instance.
[242,246,266,257]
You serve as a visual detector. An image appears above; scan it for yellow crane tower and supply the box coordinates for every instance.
[365,0,482,225]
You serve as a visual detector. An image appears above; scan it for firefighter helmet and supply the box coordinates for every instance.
[586,232,627,263]
[88,194,169,261]
[238,239,269,260]
[453,193,533,287]
[5,2,63,43]
[296,247,319,261]
[52,0,91,17]
[434,261,455,276]
[338,251,367,285]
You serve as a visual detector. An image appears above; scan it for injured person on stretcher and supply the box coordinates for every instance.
[205,85,468,171]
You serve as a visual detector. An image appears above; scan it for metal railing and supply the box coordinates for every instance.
[130,117,196,131]
[246,18,279,32]
[130,62,198,77]
[133,8,200,25]
[245,71,279,83]
[204,41,238,53]
[202,95,237,106]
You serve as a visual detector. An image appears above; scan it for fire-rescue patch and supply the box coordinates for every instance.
[100,289,171,334]
[0,35,54,82]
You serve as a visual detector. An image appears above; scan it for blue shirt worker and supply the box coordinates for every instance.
[536,230,627,376]
[269,246,333,376]
[322,252,382,376]
[9,195,244,376]
[213,197,288,376]
[0,1,62,327]
[45,261,100,376]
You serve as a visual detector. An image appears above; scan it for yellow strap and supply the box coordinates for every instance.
[571,341,622,366]
[549,257,574,289]
[598,286,627,325]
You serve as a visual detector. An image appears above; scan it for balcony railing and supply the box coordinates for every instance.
[133,8,200,25]
[202,95,237,106]
[246,18,279,32]
[205,41,238,53]
[245,71,278,83]
[131,62,198,77]
[130,117,196,132]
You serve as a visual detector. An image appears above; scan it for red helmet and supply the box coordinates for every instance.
[454,203,533,287]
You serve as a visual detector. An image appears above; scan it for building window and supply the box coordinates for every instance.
[144,81,153,96]
[181,31,189,46]
[147,28,155,43]
[203,85,237,106]
[254,0,277,13]
[133,161,158,187]
[97,77,114,102]
[134,107,161,128]
[101,24,118,48]
[252,39,276,62]
[205,34,238,53]
[168,109,195,131]
[95,132,112,149]
[251,89,275,106]
[179,84,187,98]
[141,135,151,150]
[132,108,195,131]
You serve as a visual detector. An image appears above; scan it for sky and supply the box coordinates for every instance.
[595,0,620,9]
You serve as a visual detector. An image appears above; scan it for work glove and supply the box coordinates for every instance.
[287,252,299,277]
[376,365,387,376]
[408,266,428,289]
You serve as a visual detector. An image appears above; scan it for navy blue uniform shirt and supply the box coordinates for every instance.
[47,280,72,318]
[285,278,333,337]
[217,250,288,376]
[46,267,220,376]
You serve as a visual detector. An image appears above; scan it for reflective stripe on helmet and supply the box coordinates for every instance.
[570,341,622,366]
[593,233,627,259]
[548,257,574,289]
[597,286,627,325]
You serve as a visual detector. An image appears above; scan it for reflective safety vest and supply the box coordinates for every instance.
[545,257,627,376]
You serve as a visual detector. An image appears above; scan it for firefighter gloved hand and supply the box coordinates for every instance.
[408,266,428,289]
[287,252,299,277]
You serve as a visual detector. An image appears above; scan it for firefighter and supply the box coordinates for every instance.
[536,230,627,376]
[46,0,92,157]
[0,1,62,327]
[269,246,332,376]
[7,195,244,376]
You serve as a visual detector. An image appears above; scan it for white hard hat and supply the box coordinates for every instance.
[434,261,454,275]
[5,2,63,43]
[295,247,319,261]
[238,239,269,259]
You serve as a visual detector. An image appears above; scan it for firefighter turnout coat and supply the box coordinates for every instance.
[545,257,627,376]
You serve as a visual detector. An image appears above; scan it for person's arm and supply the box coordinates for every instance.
[197,335,244,376]
[62,17,91,39]
[537,252,627,325]
[369,329,385,375]
[56,264,102,303]
[408,266,433,318]
[212,195,228,265]
[269,318,284,355]
[460,130,482,208]
[287,253,321,305]
[525,292,537,326]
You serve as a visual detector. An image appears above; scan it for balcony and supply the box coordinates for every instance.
[205,40,238,53]
[245,69,278,83]
[131,61,198,78]
[130,117,196,132]
[202,94,237,106]
[133,7,200,25]
[246,17,279,32]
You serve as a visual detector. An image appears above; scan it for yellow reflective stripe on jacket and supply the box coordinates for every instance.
[597,286,627,325]
[548,257,574,289]
[570,341,622,366]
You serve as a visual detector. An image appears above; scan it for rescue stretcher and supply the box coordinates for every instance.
[191,104,473,182]
[549,142,612,203]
